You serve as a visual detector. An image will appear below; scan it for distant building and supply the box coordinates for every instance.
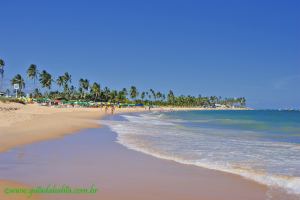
[215,103,227,108]
[232,103,242,108]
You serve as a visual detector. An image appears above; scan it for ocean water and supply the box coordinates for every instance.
[101,110,300,198]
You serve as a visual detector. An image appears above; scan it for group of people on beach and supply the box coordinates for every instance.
[104,105,115,115]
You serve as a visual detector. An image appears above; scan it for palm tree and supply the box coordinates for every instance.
[32,88,42,98]
[27,64,38,83]
[56,72,72,97]
[69,85,76,99]
[122,88,128,98]
[110,90,118,102]
[78,87,84,99]
[141,91,145,101]
[56,75,65,88]
[167,90,175,105]
[91,82,101,101]
[0,58,5,91]
[101,87,109,101]
[156,91,162,101]
[79,78,89,99]
[11,74,25,89]
[209,96,218,106]
[63,72,71,85]
[146,91,151,101]
[11,74,25,97]
[130,86,138,101]
[0,59,5,78]
[150,89,156,101]
[63,72,71,92]
[79,79,89,91]
[27,64,39,94]
[117,90,126,103]
[39,70,52,90]
[145,91,149,100]
[162,94,166,102]
[238,97,246,107]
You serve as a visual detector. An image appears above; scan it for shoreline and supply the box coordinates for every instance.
[0,102,249,154]
[0,122,268,200]
[0,102,263,200]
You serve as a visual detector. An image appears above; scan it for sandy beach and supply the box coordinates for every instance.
[2,0,298,199]
[0,102,150,153]
[0,102,268,200]
[0,102,247,153]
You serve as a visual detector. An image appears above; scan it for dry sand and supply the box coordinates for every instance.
[0,102,149,153]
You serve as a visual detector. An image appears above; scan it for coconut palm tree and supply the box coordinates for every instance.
[0,58,5,91]
[27,64,39,94]
[56,75,65,89]
[56,72,72,97]
[141,91,145,101]
[102,87,111,102]
[91,82,101,101]
[117,90,126,103]
[32,88,42,98]
[78,87,84,99]
[145,91,149,100]
[79,78,89,99]
[11,74,25,89]
[150,89,156,101]
[11,74,25,97]
[63,72,71,92]
[167,90,175,104]
[110,90,118,102]
[63,72,71,85]
[130,86,138,101]
[237,97,246,107]
[79,79,89,91]
[156,91,162,101]
[0,59,5,78]
[122,88,128,98]
[27,64,38,83]
[39,70,52,90]
[69,85,76,99]
[162,94,166,103]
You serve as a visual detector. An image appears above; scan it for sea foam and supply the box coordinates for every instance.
[100,111,300,197]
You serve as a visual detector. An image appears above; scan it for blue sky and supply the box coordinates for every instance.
[0,0,299,109]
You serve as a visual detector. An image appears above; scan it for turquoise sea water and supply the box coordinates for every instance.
[101,110,300,198]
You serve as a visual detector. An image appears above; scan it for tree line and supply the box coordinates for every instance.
[0,58,246,107]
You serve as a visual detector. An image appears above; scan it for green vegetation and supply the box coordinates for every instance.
[0,57,246,107]
[0,97,26,104]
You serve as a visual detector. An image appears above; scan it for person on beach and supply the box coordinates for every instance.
[105,105,109,113]
[111,105,115,115]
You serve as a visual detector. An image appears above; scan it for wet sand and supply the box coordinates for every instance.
[0,124,269,200]
[0,180,39,200]
[0,102,149,153]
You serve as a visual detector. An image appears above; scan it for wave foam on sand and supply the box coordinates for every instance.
[101,113,300,199]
